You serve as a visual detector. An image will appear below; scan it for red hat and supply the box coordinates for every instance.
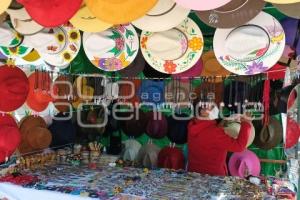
[0,114,21,163]
[17,0,83,27]
[26,71,53,112]
[157,147,184,170]
[0,65,29,112]
[285,117,300,149]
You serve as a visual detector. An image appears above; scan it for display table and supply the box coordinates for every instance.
[0,164,266,200]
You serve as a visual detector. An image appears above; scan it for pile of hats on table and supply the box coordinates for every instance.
[0,0,298,78]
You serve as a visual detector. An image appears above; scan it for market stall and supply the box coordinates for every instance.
[0,0,299,199]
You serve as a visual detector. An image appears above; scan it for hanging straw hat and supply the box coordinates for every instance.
[174,0,231,11]
[0,65,29,112]
[136,143,161,169]
[228,150,261,178]
[213,12,285,75]
[196,0,265,28]
[85,0,158,24]
[141,17,204,74]
[132,0,190,32]
[70,3,112,33]
[17,0,83,27]
[18,115,52,154]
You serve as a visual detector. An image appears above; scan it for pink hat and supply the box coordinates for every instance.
[228,150,261,178]
[174,0,232,11]
[172,58,203,82]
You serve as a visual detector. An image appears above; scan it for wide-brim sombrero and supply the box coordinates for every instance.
[174,0,232,11]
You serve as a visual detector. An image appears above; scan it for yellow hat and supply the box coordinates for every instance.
[264,0,300,3]
[70,4,112,32]
[0,0,11,15]
[85,0,158,24]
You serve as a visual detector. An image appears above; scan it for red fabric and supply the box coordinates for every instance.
[157,147,184,170]
[285,117,300,149]
[263,79,270,125]
[266,64,286,80]
[187,120,252,176]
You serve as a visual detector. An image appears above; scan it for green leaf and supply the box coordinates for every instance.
[0,47,9,55]
[126,44,136,57]
[125,29,134,39]
[10,38,20,46]
[18,46,28,55]
[108,30,121,40]
[108,47,120,56]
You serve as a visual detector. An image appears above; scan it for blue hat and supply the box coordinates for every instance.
[138,80,165,106]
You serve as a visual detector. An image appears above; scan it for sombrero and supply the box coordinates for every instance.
[0,0,11,15]
[141,17,204,74]
[26,71,53,112]
[18,115,52,154]
[70,3,112,33]
[274,3,300,19]
[83,24,139,72]
[0,65,29,112]
[157,146,185,170]
[119,50,145,77]
[136,143,161,169]
[23,24,81,68]
[0,114,21,163]
[146,112,168,139]
[132,0,190,32]
[172,58,203,82]
[17,0,83,27]
[228,150,261,178]
[85,0,158,24]
[6,7,43,35]
[121,110,149,138]
[174,0,231,11]
[122,139,142,162]
[200,51,231,82]
[196,0,265,28]
[223,121,255,147]
[214,12,285,75]
[253,117,283,150]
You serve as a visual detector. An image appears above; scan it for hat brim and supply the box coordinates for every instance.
[0,114,17,127]
[21,0,82,27]
[264,0,300,3]
[274,3,300,19]
[174,0,231,11]
[133,1,190,32]
[214,12,285,75]
[141,17,204,74]
[197,0,265,28]
[0,0,11,15]
[70,4,112,33]
[85,0,158,24]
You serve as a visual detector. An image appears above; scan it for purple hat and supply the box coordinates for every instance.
[146,112,168,139]
[228,150,261,178]
[281,17,300,56]
[172,58,203,82]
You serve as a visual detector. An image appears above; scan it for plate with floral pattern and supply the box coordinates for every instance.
[213,12,285,75]
[23,23,81,69]
[83,24,139,72]
[140,17,204,74]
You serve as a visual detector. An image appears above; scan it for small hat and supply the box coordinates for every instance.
[228,150,261,178]
[141,17,204,74]
[121,110,149,138]
[138,80,165,105]
[17,0,83,27]
[122,139,142,162]
[0,114,21,163]
[214,12,285,75]
[85,0,158,24]
[196,0,265,28]
[0,65,29,112]
[49,113,76,147]
[6,7,43,35]
[83,24,139,72]
[70,3,112,33]
[146,112,168,139]
[253,117,283,150]
[174,0,231,11]
[223,121,255,147]
[18,115,52,154]
[26,71,53,112]
[132,0,190,32]
[157,146,185,170]
[201,51,231,82]
[24,24,81,68]
[167,114,189,144]
[136,143,161,169]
